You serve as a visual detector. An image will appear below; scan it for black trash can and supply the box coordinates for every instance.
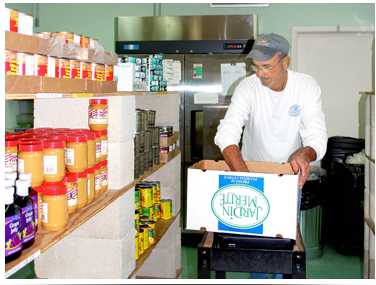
[299,166,327,261]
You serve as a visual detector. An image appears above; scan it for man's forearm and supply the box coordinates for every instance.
[222,144,249,172]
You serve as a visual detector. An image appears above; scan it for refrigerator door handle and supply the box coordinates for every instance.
[191,110,203,161]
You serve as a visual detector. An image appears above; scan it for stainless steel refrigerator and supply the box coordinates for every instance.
[115,15,257,231]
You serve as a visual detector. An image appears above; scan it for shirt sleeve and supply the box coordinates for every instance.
[214,79,253,153]
[299,76,328,161]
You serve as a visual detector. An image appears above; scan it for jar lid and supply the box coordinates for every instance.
[76,171,88,178]
[18,141,44,152]
[5,134,16,139]
[95,163,101,170]
[43,180,66,186]
[43,140,65,149]
[71,128,90,132]
[32,185,44,193]
[46,134,67,141]
[43,184,67,196]
[80,132,95,140]
[101,160,108,166]
[92,131,101,138]
[66,134,87,142]
[54,128,71,132]
[100,129,108,136]
[65,172,77,182]
[23,134,39,139]
[90,99,108,105]
[87,167,95,174]
[5,139,20,147]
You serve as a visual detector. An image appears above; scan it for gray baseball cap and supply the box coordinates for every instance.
[246,33,290,61]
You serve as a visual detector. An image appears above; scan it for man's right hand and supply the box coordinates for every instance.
[222,145,249,172]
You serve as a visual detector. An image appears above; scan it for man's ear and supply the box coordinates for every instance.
[283,56,291,70]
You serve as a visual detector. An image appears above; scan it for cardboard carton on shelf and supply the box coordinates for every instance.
[85,80,118,93]
[5,75,41,93]
[159,146,179,164]
[186,160,300,240]
[5,31,39,54]
[159,132,179,148]
[81,48,118,65]
[41,77,86,93]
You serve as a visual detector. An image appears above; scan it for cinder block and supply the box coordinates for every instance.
[34,96,135,142]
[35,229,136,279]
[70,188,134,240]
[148,154,181,187]
[371,95,375,127]
[366,125,371,157]
[107,140,134,190]
[365,95,371,126]
[371,126,375,160]
[370,191,375,222]
[136,248,177,278]
[160,186,180,216]
[135,94,179,125]
[371,162,375,194]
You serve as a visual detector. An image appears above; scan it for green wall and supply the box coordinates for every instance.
[4,3,375,129]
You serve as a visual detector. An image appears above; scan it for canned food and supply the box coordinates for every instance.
[135,233,139,260]
[141,206,154,221]
[140,186,153,207]
[155,202,161,220]
[59,58,70,78]
[105,65,114,81]
[160,147,169,154]
[139,215,149,222]
[161,199,172,220]
[135,210,140,236]
[55,31,74,44]
[80,61,91,79]
[91,63,105,81]
[18,12,33,35]
[5,51,18,75]
[47,56,59,78]
[139,224,149,250]
[5,8,18,32]
[82,36,90,48]
[90,38,98,49]
[73,34,82,46]
[138,229,144,255]
[143,220,156,245]
[34,54,48,77]
[70,60,81,79]
[17,52,33,76]
[36,32,53,39]
[135,189,140,210]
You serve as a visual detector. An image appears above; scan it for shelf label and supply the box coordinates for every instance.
[5,250,41,279]
[36,93,63,98]
[73,93,93,97]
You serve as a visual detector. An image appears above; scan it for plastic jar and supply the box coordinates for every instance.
[76,171,88,208]
[65,172,78,214]
[101,160,108,193]
[80,132,96,169]
[43,140,66,182]
[18,141,44,187]
[42,184,68,231]
[5,139,19,172]
[94,163,102,198]
[87,167,95,204]
[66,135,88,173]
[32,185,44,229]
[100,130,108,161]
[93,131,102,165]
[89,99,108,131]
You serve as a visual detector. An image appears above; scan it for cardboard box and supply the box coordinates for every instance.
[5,31,39,54]
[41,77,86,93]
[186,160,300,240]
[85,80,117,93]
[5,75,41,93]
[81,48,118,65]
[114,63,147,91]
[159,131,179,148]
[160,146,179,164]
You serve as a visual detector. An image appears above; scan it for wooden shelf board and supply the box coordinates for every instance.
[128,212,180,279]
[5,91,180,100]
[364,217,375,236]
[5,160,173,277]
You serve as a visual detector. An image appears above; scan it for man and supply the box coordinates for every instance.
[215,33,327,190]
[214,33,327,279]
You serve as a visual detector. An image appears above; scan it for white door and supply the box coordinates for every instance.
[291,26,374,139]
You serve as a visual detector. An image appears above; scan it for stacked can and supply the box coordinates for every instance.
[134,109,160,179]
[145,55,164,92]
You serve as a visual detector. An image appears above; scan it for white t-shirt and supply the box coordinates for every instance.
[214,69,327,163]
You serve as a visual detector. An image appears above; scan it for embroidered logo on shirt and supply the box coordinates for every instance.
[288,104,301,117]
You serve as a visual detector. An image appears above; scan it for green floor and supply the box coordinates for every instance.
[180,241,364,279]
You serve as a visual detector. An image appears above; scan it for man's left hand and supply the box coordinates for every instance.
[290,146,317,189]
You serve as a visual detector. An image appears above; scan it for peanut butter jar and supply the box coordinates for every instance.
[32,184,44,230]
[76,171,88,208]
[43,140,66,182]
[94,163,102,198]
[80,132,96,169]
[66,135,88,173]
[18,141,44,187]
[100,129,108,161]
[101,160,108,193]
[65,172,78,214]
[87,167,95,204]
[42,184,68,231]
[5,139,19,172]
[93,131,102,165]
[89,99,108,131]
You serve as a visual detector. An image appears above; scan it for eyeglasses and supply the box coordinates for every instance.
[250,58,284,73]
